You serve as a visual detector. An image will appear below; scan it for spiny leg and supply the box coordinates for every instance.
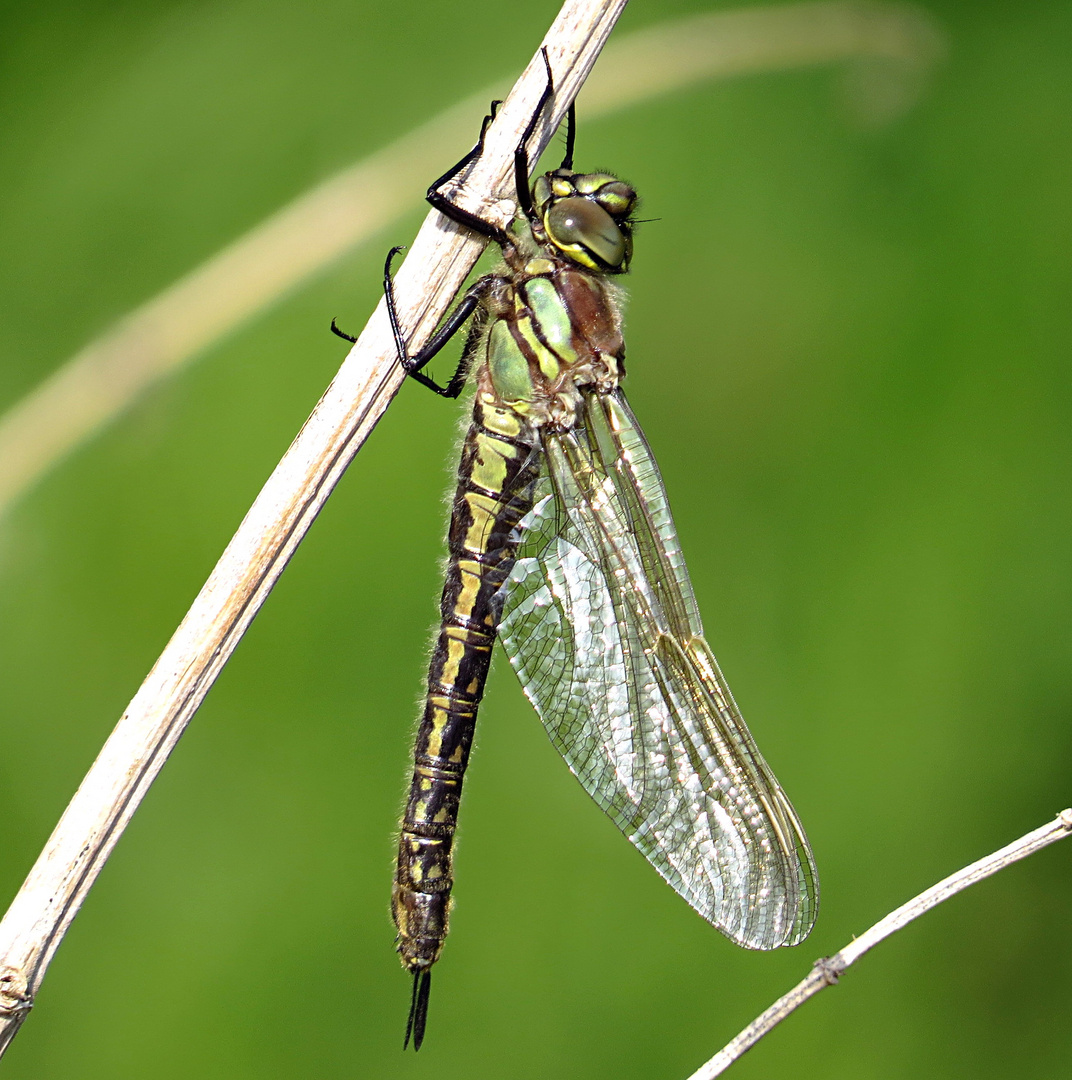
[382,245,495,398]
[511,47,558,222]
[425,96,509,244]
[428,46,563,239]
[423,99,502,224]
[330,251,490,398]
[560,99,576,171]
[510,50,579,209]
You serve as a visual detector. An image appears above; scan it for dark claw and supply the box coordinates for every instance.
[330,318,357,343]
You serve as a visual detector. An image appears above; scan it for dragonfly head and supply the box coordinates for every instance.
[531,169,637,274]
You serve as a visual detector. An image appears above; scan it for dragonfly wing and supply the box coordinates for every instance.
[498,389,817,949]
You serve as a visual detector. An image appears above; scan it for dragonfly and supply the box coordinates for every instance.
[336,49,817,1051]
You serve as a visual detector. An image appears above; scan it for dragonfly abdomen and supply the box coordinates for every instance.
[393,398,540,973]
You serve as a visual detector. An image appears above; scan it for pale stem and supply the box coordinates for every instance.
[0,0,628,1056]
[686,809,1072,1080]
[0,1,943,520]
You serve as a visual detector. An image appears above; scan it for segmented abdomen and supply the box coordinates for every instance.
[392,396,540,972]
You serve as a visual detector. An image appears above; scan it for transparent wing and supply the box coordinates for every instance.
[498,389,817,948]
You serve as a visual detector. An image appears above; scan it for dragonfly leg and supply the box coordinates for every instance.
[425,99,508,244]
[428,47,569,238]
[383,245,496,398]
[425,98,501,200]
[559,99,576,171]
[511,47,556,223]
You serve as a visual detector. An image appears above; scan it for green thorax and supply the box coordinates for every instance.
[481,261,625,432]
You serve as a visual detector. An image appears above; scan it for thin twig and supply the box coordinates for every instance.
[0,0,627,1056]
[0,1,942,519]
[686,809,1072,1079]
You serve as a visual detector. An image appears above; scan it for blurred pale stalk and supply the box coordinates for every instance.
[0,0,940,520]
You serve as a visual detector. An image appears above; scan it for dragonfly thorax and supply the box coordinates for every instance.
[480,265,625,434]
[531,168,637,274]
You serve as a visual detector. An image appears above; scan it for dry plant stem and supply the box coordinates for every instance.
[0,0,943,520]
[0,0,627,1055]
[686,809,1072,1080]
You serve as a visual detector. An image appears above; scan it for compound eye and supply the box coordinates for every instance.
[596,181,636,216]
[546,196,626,268]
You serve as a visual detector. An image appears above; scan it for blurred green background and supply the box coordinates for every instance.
[1,0,1070,1077]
